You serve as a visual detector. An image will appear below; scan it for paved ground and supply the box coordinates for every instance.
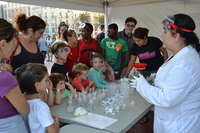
[127,111,154,133]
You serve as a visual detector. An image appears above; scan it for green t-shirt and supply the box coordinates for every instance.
[100,38,128,71]
[53,89,71,100]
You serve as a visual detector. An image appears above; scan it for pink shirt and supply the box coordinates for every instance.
[71,77,90,92]
[0,71,19,118]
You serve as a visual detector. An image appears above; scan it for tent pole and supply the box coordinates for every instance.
[103,1,109,38]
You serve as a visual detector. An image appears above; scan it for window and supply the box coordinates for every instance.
[45,27,49,33]
[52,27,55,33]
[66,20,68,24]
[59,12,62,17]
[66,13,68,18]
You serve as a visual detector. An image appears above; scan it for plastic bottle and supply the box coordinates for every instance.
[67,95,74,112]
[102,100,108,113]
[120,95,126,109]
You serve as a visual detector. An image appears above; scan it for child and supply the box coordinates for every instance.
[51,41,70,84]
[101,60,115,82]
[78,23,101,68]
[100,23,128,79]
[71,63,96,93]
[88,52,109,88]
[15,63,59,133]
[50,73,75,105]
[63,29,79,80]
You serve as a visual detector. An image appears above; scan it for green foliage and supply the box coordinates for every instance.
[94,14,104,30]
[77,12,91,24]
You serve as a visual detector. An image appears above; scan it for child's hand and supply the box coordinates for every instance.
[89,80,94,86]
[47,80,53,90]
[115,73,121,79]
[65,81,71,87]
[52,115,59,127]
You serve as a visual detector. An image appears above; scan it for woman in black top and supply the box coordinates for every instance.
[124,27,168,78]
[10,13,46,72]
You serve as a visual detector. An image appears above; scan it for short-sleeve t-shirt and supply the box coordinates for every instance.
[78,39,98,68]
[27,99,54,133]
[0,71,19,118]
[100,38,128,71]
[53,89,71,100]
[64,45,79,79]
[131,37,164,71]
[71,77,90,92]
[51,63,69,82]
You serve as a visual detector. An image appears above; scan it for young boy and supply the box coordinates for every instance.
[78,23,101,68]
[100,23,128,79]
[71,63,96,93]
[49,73,75,105]
[50,41,71,84]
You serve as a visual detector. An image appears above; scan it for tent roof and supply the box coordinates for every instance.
[3,0,172,13]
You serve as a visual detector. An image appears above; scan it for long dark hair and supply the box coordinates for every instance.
[15,63,48,94]
[58,22,69,39]
[0,19,17,42]
[170,14,200,52]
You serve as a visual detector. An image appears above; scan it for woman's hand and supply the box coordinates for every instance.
[0,63,13,73]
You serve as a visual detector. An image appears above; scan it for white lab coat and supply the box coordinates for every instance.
[137,45,200,133]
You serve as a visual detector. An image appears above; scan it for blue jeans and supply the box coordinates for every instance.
[41,51,47,60]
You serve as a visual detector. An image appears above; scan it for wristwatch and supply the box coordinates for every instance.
[56,89,60,92]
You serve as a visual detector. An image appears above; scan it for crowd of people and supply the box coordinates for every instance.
[0,12,200,133]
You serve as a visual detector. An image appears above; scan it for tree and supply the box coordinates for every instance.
[94,14,104,31]
[77,12,90,24]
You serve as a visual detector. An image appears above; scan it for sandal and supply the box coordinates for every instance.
[139,116,149,124]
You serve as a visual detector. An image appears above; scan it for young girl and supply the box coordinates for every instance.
[63,29,79,80]
[88,52,109,88]
[50,73,75,105]
[101,60,115,82]
[15,63,59,133]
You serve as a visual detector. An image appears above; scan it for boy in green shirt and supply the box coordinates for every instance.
[100,23,128,79]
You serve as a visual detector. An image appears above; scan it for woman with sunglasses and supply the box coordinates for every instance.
[10,13,46,72]
[131,14,200,132]
[124,27,168,78]
[0,19,30,133]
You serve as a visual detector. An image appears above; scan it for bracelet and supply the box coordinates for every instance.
[56,89,60,92]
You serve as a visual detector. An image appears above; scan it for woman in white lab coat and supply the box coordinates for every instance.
[133,14,200,133]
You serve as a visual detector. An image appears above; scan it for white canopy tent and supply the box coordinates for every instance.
[3,0,200,40]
